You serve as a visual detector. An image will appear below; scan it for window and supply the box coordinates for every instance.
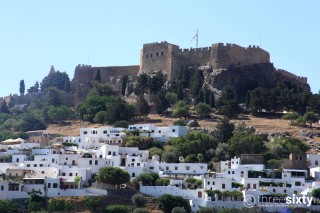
[149,166,154,170]
[53,183,58,188]
[273,189,276,193]
[207,181,210,185]
[247,184,250,189]
[172,129,176,132]
[103,130,108,134]
[228,171,230,174]
[132,173,135,177]
[95,160,98,165]
[69,173,72,176]
[83,131,87,134]
[300,157,302,160]
[295,181,301,186]
[284,189,287,193]
[27,164,30,167]
[137,163,140,166]
[240,171,244,177]
[175,167,178,170]
[316,161,319,166]
[222,184,225,189]
[212,182,215,185]
[253,184,256,189]
[34,164,37,167]
[232,171,235,174]
[89,160,92,165]
[40,164,43,167]
[108,151,111,155]
[48,183,51,188]
[156,52,159,56]
[186,166,190,170]
[62,173,66,176]
[150,53,153,57]
[132,159,135,162]
[16,158,19,162]
[161,51,164,56]
[166,166,169,170]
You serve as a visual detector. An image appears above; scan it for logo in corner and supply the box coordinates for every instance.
[243,195,255,208]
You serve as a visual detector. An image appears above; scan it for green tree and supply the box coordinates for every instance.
[121,75,129,96]
[27,81,39,94]
[267,137,309,159]
[135,73,149,95]
[48,105,73,123]
[161,151,179,163]
[0,102,10,114]
[312,188,320,199]
[195,102,211,120]
[131,194,147,208]
[190,70,203,99]
[149,147,163,156]
[135,172,159,186]
[96,167,130,186]
[135,95,150,119]
[171,132,217,157]
[113,120,129,128]
[19,79,25,95]
[154,90,170,114]
[214,117,235,143]
[43,87,63,106]
[148,71,166,94]
[93,111,108,124]
[94,69,102,83]
[85,196,102,211]
[106,98,135,123]
[90,81,114,96]
[308,94,320,114]
[228,132,265,156]
[165,92,178,106]
[157,194,191,213]
[16,113,47,132]
[41,68,71,92]
[172,101,190,120]
[0,199,19,213]
[282,112,300,125]
[303,111,319,127]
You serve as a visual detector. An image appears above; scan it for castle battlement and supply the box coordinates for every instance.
[143,41,169,47]
[139,41,271,80]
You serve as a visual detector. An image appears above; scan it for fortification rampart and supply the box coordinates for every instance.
[139,41,270,80]
[278,69,308,84]
[72,64,139,103]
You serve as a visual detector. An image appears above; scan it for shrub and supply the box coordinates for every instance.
[172,207,187,213]
[48,199,65,212]
[105,205,133,213]
[85,196,102,211]
[133,208,150,213]
[132,194,147,208]
[114,120,129,128]
[173,119,186,126]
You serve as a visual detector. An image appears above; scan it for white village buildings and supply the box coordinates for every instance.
[1,124,320,212]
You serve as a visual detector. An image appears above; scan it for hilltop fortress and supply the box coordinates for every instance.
[70,41,307,104]
[139,41,270,80]
[2,41,308,106]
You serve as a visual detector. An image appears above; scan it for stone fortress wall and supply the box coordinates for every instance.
[139,41,270,80]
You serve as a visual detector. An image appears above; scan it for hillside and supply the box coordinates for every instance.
[47,113,320,153]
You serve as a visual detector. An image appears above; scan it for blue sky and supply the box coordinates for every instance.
[0,0,319,97]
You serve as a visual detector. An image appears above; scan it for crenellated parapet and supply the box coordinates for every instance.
[139,41,271,79]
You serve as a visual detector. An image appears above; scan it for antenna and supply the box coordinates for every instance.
[190,29,199,48]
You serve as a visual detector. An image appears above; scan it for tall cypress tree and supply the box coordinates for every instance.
[95,69,101,83]
[19,79,25,95]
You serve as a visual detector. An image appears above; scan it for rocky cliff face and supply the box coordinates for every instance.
[202,63,309,101]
